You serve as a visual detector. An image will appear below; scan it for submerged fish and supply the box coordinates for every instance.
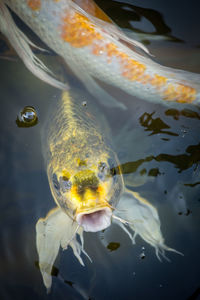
[41,88,124,233]
[37,89,181,291]
[0,0,200,108]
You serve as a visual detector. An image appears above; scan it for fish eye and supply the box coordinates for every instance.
[108,158,114,168]
[108,158,118,178]
[98,162,109,180]
[60,176,72,193]
[110,167,117,176]
[98,162,108,172]
[52,173,60,191]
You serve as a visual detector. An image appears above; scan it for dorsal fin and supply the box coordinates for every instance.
[70,0,151,55]
[72,0,113,23]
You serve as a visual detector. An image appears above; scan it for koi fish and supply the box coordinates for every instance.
[36,88,181,291]
[0,0,200,109]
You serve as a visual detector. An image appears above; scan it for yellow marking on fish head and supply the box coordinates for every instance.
[77,158,87,166]
[61,165,113,209]
[27,0,41,11]
[48,152,123,232]
[70,182,110,214]
[68,169,113,232]
[62,169,71,180]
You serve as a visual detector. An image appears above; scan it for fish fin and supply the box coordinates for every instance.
[123,28,176,43]
[89,17,151,55]
[0,2,68,90]
[69,0,151,55]
[36,207,81,291]
[72,0,113,24]
[61,223,90,265]
[69,239,85,266]
[64,58,126,109]
[114,188,183,260]
[79,231,92,263]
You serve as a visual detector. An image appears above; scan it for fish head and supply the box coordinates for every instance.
[48,152,123,232]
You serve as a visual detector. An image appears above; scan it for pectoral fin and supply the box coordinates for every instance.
[36,207,86,292]
[70,0,151,55]
[114,188,183,260]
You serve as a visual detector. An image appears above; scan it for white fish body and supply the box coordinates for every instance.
[1,0,200,108]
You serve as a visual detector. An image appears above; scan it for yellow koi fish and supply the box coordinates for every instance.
[36,89,181,291]
[0,0,200,108]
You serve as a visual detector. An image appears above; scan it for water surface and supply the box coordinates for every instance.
[0,1,200,299]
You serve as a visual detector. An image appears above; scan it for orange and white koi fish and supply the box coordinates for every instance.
[0,0,200,108]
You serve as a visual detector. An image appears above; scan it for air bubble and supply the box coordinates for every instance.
[140,251,146,260]
[16,106,38,127]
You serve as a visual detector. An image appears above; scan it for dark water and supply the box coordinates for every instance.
[0,0,200,299]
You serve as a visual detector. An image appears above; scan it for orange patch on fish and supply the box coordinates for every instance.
[27,0,41,11]
[121,57,146,81]
[92,41,147,81]
[61,12,102,47]
[139,74,151,84]
[105,43,120,58]
[163,83,196,103]
[61,10,147,82]
[91,43,105,55]
[151,74,167,87]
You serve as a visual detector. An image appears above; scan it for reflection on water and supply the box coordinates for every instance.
[0,0,200,299]
[106,242,120,252]
[139,111,179,136]
[165,108,200,121]
[120,140,200,174]
[96,0,180,42]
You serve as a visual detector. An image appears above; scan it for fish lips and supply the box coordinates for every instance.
[76,207,112,232]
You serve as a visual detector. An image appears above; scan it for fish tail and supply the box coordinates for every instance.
[0,1,68,90]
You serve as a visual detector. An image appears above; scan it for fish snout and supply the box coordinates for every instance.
[76,207,112,232]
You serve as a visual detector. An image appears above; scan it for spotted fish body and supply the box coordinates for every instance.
[1,0,200,107]
[42,89,123,232]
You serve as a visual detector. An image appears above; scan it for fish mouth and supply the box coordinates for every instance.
[76,207,112,232]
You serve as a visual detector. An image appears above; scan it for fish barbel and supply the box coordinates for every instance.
[1,0,200,108]
[37,88,182,291]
